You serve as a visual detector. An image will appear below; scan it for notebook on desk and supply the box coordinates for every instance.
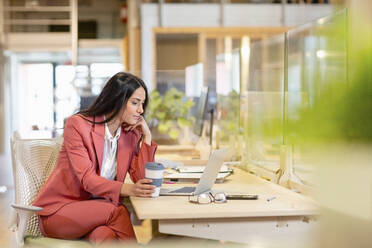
[176,164,233,173]
[163,172,231,182]
[160,149,228,196]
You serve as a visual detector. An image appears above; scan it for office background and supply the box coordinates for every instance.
[1,0,372,247]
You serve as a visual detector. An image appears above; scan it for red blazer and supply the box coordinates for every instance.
[33,114,157,216]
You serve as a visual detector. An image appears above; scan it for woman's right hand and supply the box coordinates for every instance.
[124,116,152,145]
[121,179,155,197]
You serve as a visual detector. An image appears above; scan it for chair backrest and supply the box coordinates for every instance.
[10,133,63,237]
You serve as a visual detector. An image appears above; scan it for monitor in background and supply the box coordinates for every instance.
[80,95,97,111]
[193,86,209,137]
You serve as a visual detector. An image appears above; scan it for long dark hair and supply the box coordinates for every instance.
[77,72,148,124]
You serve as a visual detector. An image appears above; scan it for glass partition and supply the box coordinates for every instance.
[215,48,241,160]
[240,34,285,170]
[155,70,186,95]
[145,69,203,147]
[228,10,349,186]
[286,9,348,184]
[55,63,124,130]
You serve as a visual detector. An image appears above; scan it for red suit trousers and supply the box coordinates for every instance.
[39,199,135,244]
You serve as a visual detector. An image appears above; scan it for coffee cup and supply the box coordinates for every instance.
[145,162,165,197]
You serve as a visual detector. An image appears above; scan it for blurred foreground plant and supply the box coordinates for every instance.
[251,11,372,146]
[287,23,372,144]
[289,50,372,144]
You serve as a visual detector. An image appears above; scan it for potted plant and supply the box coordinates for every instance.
[146,87,195,143]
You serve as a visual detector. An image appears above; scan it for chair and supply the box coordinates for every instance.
[9,133,90,247]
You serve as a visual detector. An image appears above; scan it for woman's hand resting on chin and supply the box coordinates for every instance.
[124,116,152,145]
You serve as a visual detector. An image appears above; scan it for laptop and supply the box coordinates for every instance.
[159,149,228,196]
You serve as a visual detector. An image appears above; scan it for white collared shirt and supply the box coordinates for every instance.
[100,122,121,180]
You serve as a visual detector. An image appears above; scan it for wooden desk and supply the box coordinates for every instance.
[130,168,319,245]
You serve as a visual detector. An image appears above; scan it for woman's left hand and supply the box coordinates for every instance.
[124,116,152,145]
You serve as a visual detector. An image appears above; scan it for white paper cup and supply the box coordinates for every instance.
[145,162,165,197]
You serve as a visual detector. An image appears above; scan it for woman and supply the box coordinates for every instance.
[33,72,157,244]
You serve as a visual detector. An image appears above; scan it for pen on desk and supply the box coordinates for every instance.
[164,181,176,184]
[266,196,276,202]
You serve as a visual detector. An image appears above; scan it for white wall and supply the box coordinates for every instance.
[141,4,158,92]
[141,3,334,90]
[161,4,220,27]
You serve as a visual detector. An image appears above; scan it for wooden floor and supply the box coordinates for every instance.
[0,152,248,248]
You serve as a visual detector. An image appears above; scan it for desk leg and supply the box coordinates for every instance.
[133,219,170,245]
[132,219,152,244]
[159,216,319,246]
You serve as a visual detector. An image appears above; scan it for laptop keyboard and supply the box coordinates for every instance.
[169,186,196,193]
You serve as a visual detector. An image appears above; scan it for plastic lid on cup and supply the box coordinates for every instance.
[145,162,164,170]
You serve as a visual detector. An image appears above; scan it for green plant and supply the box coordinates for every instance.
[146,88,195,140]
[218,90,241,142]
